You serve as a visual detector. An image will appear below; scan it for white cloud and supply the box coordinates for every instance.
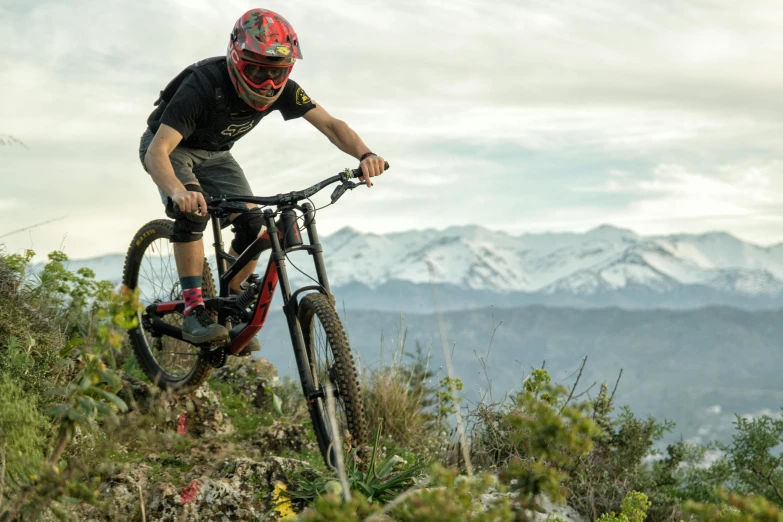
[2,0,783,256]
[560,162,783,245]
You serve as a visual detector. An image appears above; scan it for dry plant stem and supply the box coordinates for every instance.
[560,356,587,414]
[139,483,147,522]
[609,369,623,404]
[752,465,783,503]
[325,382,351,502]
[49,429,69,466]
[427,262,473,476]
[474,311,502,403]
[0,449,5,500]
[571,382,597,401]
[0,216,68,240]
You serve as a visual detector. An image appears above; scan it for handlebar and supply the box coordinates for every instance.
[202,161,390,211]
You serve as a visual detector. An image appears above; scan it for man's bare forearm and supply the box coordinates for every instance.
[145,148,188,197]
[326,119,372,158]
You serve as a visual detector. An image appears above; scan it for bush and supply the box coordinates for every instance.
[296,465,514,522]
[597,491,652,522]
[0,249,137,519]
[563,377,686,522]
[499,369,600,511]
[685,491,783,521]
[362,340,440,453]
[0,374,48,480]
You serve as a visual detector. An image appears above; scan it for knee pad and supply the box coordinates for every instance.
[167,184,210,243]
[231,212,265,259]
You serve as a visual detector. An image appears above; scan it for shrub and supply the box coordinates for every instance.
[296,465,514,522]
[0,374,48,481]
[362,341,440,453]
[499,370,600,511]
[290,422,427,505]
[684,491,783,521]
[0,249,137,519]
[565,378,686,522]
[597,491,652,522]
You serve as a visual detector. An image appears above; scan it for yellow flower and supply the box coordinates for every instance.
[273,482,296,520]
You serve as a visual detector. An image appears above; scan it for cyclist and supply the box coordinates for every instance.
[138,8,386,352]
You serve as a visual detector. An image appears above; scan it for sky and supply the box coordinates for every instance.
[1,0,782,260]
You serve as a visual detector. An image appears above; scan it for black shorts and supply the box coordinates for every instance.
[139,128,253,209]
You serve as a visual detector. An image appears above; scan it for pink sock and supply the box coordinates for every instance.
[183,288,204,316]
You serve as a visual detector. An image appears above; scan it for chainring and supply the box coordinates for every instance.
[201,345,228,368]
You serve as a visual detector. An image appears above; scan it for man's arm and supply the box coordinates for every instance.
[145,124,207,213]
[303,104,386,187]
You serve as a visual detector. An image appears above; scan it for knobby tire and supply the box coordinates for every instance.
[298,292,368,467]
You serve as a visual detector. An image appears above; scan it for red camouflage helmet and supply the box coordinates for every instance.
[227,9,303,110]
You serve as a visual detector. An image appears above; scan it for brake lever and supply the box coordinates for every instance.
[330,179,361,203]
[330,183,348,203]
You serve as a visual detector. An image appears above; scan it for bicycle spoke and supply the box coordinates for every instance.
[134,237,199,378]
[310,315,348,436]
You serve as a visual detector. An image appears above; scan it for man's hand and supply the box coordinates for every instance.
[359,155,387,188]
[171,189,208,214]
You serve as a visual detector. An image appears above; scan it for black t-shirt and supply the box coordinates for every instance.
[147,59,316,151]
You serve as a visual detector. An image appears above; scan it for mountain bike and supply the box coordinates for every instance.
[122,163,387,466]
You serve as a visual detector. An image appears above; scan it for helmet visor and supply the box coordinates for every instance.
[239,61,293,90]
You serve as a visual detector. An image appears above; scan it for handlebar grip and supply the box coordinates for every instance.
[352,161,390,179]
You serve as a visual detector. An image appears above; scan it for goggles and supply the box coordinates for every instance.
[237,59,293,90]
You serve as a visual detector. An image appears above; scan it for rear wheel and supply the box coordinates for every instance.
[122,219,214,394]
[298,292,368,466]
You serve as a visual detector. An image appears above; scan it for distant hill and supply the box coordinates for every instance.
[256,304,783,446]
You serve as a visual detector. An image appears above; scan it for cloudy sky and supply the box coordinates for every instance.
[1,0,782,259]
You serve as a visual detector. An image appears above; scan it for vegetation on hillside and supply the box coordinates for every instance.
[1,248,783,521]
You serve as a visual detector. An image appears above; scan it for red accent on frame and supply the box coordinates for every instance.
[258,228,283,241]
[230,262,279,354]
[156,301,184,312]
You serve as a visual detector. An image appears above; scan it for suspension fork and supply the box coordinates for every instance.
[264,209,320,396]
[301,202,332,297]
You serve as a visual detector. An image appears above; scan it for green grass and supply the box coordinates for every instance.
[208,378,276,440]
[120,354,150,383]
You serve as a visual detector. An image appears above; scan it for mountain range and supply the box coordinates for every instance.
[256,304,783,446]
[58,225,783,445]
[67,224,783,311]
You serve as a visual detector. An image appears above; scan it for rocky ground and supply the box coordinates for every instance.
[68,356,587,522]
[72,357,320,521]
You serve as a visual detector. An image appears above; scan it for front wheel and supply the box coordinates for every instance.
[298,292,368,466]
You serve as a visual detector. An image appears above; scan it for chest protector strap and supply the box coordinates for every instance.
[154,56,227,110]
[153,57,232,149]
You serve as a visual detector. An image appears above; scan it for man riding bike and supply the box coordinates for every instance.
[138,9,387,353]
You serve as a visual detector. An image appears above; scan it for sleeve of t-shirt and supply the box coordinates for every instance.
[274,79,317,121]
[158,75,207,140]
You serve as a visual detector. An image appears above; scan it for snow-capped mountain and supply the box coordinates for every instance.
[321,225,783,295]
[63,225,783,310]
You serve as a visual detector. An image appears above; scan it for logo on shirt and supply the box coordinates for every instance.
[221,122,255,137]
[295,87,311,106]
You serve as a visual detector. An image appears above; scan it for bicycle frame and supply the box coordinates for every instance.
[147,201,333,402]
